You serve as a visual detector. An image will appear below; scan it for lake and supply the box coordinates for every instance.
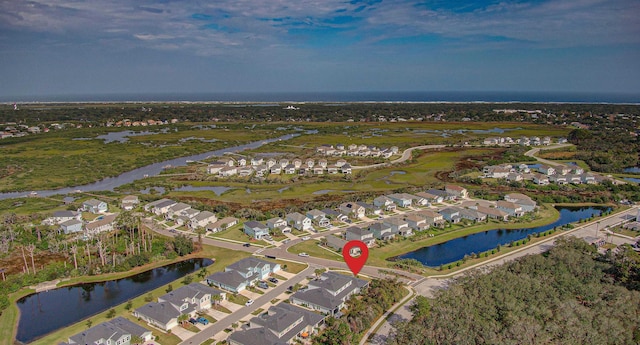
[394,206,609,267]
[16,258,213,343]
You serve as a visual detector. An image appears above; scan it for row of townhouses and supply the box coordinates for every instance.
[316,144,399,158]
[58,317,153,345]
[144,199,222,230]
[483,163,602,185]
[208,157,354,177]
[483,136,567,146]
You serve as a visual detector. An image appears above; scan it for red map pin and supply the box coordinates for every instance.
[342,240,369,276]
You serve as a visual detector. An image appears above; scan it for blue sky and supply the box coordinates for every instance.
[0,0,639,98]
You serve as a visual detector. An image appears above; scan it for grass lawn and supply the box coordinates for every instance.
[288,240,342,261]
[182,323,201,333]
[228,294,249,306]
[251,308,264,316]
[212,304,232,314]
[209,224,267,246]
[247,286,265,295]
[270,299,280,304]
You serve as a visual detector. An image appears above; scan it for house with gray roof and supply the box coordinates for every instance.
[121,195,139,211]
[228,303,325,345]
[48,210,81,225]
[344,226,375,247]
[416,210,446,227]
[321,209,348,222]
[387,193,413,208]
[355,202,382,216]
[404,214,428,231]
[82,199,108,214]
[368,222,394,240]
[306,210,330,227]
[383,217,411,236]
[439,207,462,223]
[339,202,365,219]
[426,189,454,201]
[290,272,368,316]
[85,213,118,237]
[166,202,191,219]
[190,211,217,229]
[458,208,487,222]
[158,283,225,311]
[206,257,280,293]
[60,219,83,234]
[243,221,269,239]
[286,212,312,231]
[206,217,239,233]
[266,217,290,233]
[373,196,396,211]
[65,317,152,345]
[134,299,195,331]
[144,198,175,214]
[497,201,524,217]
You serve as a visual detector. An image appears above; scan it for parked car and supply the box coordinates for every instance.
[197,316,209,325]
[169,229,177,233]
[298,252,309,257]
[245,299,254,306]
[283,239,290,244]
[268,277,278,284]
[188,318,198,324]
[257,281,268,289]
[243,243,251,247]
[301,236,310,241]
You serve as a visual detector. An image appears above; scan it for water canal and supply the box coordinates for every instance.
[16,258,213,343]
[394,206,609,267]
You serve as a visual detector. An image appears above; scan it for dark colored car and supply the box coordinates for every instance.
[243,243,251,247]
[257,281,268,289]
[268,277,278,284]
[189,318,197,324]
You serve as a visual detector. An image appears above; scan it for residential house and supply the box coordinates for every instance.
[190,211,217,230]
[290,272,368,316]
[206,258,280,293]
[426,189,454,201]
[284,164,296,174]
[458,208,487,222]
[550,174,568,184]
[286,212,312,231]
[321,209,349,222]
[279,159,290,168]
[250,157,264,166]
[373,196,396,211]
[158,283,226,312]
[387,193,413,208]
[237,158,247,166]
[532,173,550,185]
[218,166,238,177]
[538,165,556,176]
[368,222,395,240]
[417,210,446,227]
[243,221,269,239]
[383,217,411,236]
[344,226,375,247]
[85,214,118,237]
[206,217,238,233]
[404,214,428,231]
[341,164,352,174]
[496,201,524,217]
[307,210,331,227]
[238,166,254,177]
[475,206,509,221]
[318,159,328,168]
[134,300,196,331]
[355,202,382,216]
[166,202,191,220]
[121,195,139,211]
[305,158,315,168]
[439,207,462,223]
[324,235,358,256]
[445,185,468,198]
[65,317,152,345]
[339,202,366,219]
[507,173,523,182]
[292,158,302,169]
[47,210,81,225]
[504,193,537,212]
[415,192,443,204]
[336,159,347,167]
[313,166,324,175]
[227,303,325,345]
[266,217,290,233]
[327,165,339,174]
[269,165,281,175]
[82,199,108,214]
[266,158,277,168]
[144,199,175,214]
[253,165,268,176]
[207,164,226,174]
[60,219,83,234]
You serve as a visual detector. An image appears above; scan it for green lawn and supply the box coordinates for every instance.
[228,294,249,306]
[288,240,343,261]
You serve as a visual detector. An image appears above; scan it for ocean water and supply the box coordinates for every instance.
[4,91,640,103]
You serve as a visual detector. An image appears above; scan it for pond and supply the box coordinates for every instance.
[624,177,640,183]
[624,166,640,174]
[393,206,609,267]
[16,258,213,343]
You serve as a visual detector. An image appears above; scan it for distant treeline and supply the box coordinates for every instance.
[1,102,639,124]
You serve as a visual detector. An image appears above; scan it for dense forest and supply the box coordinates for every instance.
[568,128,640,173]
[389,237,640,345]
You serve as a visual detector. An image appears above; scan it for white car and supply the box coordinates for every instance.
[245,299,254,306]
[301,236,311,241]
[298,252,309,257]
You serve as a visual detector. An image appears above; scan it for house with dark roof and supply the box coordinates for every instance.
[206,258,280,293]
[190,211,217,230]
[206,217,239,233]
[134,300,195,331]
[439,207,462,223]
[368,222,395,240]
[63,317,152,345]
[290,272,368,316]
[227,304,325,345]
[387,193,413,208]
[496,201,524,217]
[383,217,411,236]
[266,217,290,233]
[338,202,365,219]
[404,214,428,231]
[286,212,312,231]
[306,210,330,227]
[60,219,83,234]
[355,202,382,216]
[344,226,375,247]
[373,196,396,211]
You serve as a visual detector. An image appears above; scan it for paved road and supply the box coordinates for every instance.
[524,143,573,167]
[179,265,316,345]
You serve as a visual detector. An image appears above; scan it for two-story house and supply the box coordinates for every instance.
[82,199,108,214]
[206,258,280,293]
[290,272,368,316]
[243,221,269,239]
[286,212,312,231]
[344,226,375,247]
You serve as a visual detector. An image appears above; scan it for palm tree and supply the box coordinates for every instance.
[178,313,189,327]
[212,294,222,306]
